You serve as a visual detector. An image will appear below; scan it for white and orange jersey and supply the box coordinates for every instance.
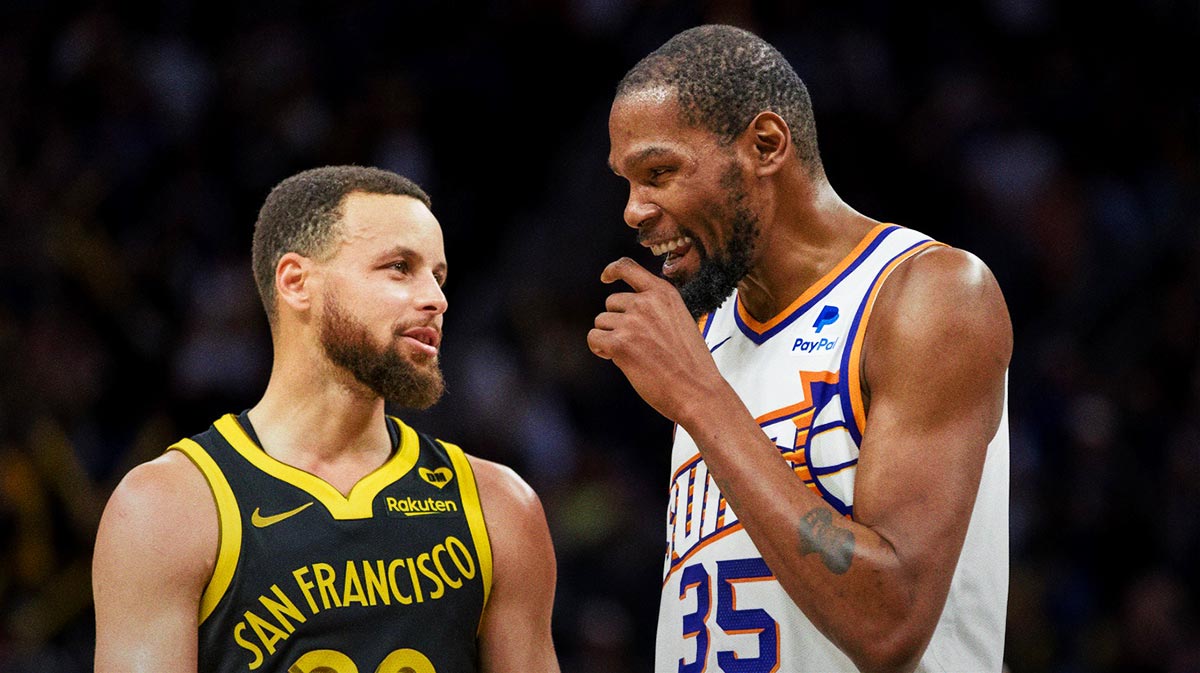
[656,223,1009,673]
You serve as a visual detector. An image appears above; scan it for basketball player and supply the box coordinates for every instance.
[589,26,1011,673]
[94,166,560,673]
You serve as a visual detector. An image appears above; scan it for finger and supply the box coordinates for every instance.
[604,292,637,312]
[586,328,614,360]
[601,257,661,292]
[593,311,623,331]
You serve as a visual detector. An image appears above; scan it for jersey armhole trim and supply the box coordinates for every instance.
[440,440,494,632]
[170,438,242,625]
[846,240,947,436]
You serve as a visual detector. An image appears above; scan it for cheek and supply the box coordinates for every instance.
[688,194,736,250]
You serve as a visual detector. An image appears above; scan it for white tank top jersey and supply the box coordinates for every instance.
[655,224,1009,673]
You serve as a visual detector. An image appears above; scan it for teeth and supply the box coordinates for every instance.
[651,236,692,256]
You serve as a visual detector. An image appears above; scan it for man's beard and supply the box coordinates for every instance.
[674,166,759,318]
[319,295,445,410]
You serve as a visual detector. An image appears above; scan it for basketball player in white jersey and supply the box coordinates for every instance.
[589,25,1012,673]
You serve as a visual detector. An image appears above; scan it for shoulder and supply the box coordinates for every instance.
[883,243,1006,310]
[465,455,547,525]
[862,244,1011,405]
[872,244,1011,360]
[465,454,555,568]
[95,449,217,584]
[104,450,214,524]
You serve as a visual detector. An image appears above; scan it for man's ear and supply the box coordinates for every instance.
[745,111,791,177]
[276,252,315,313]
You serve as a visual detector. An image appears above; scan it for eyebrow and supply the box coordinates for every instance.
[609,146,672,175]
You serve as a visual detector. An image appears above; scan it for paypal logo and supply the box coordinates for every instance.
[813,305,840,333]
[793,306,841,352]
[793,336,838,352]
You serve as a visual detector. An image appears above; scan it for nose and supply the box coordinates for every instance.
[416,273,448,316]
[623,186,660,230]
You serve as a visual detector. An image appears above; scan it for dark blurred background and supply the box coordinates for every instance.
[1,0,1197,671]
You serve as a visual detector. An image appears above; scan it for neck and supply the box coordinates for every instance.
[248,334,393,468]
[736,175,878,323]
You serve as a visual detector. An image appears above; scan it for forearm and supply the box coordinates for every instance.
[679,387,934,673]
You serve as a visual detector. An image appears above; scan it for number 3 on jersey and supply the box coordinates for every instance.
[678,557,779,673]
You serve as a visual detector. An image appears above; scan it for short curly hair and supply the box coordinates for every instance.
[617,25,822,174]
[251,165,431,324]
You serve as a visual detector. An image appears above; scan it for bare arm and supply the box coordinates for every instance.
[589,250,1011,673]
[93,451,216,673]
[468,456,560,673]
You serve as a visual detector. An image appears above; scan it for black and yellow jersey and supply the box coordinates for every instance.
[170,411,492,673]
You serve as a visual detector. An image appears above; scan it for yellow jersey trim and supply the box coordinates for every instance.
[212,414,420,520]
[441,440,493,631]
[170,438,242,625]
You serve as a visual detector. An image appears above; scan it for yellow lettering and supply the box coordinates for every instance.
[233,622,264,670]
[417,552,445,600]
[446,536,476,580]
[407,557,424,603]
[363,560,389,606]
[259,584,306,633]
[432,543,461,589]
[342,560,368,607]
[386,496,400,512]
[292,567,320,614]
[313,563,342,609]
[388,558,412,605]
[245,610,288,655]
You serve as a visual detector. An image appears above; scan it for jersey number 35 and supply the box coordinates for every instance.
[679,557,779,673]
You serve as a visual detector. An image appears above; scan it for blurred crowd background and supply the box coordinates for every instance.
[1,0,1197,671]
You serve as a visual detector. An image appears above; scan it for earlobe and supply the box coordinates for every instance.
[276,252,313,312]
[750,111,790,177]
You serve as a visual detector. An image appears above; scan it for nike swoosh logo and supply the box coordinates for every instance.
[709,336,733,353]
[251,502,314,528]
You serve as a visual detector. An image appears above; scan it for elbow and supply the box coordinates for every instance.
[844,630,928,673]
[835,614,932,673]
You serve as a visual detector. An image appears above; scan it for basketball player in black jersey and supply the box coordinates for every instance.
[93,166,560,673]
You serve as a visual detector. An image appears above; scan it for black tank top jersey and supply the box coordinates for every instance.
[171,412,492,673]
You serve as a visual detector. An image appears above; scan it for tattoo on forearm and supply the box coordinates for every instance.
[798,508,855,575]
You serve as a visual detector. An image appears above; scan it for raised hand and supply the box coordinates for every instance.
[587,257,727,424]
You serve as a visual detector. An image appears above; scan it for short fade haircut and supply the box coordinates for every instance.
[616,25,822,175]
[251,165,431,324]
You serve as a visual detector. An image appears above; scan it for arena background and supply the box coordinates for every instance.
[1,1,1197,671]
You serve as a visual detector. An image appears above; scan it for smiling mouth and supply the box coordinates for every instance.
[650,237,698,279]
[649,235,692,256]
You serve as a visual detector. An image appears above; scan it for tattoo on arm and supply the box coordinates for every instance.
[798,508,855,575]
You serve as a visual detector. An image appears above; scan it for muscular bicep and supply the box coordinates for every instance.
[93,451,217,673]
[469,457,560,673]
[853,247,1011,587]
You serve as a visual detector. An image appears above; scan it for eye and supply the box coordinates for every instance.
[390,260,410,274]
[646,166,675,186]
